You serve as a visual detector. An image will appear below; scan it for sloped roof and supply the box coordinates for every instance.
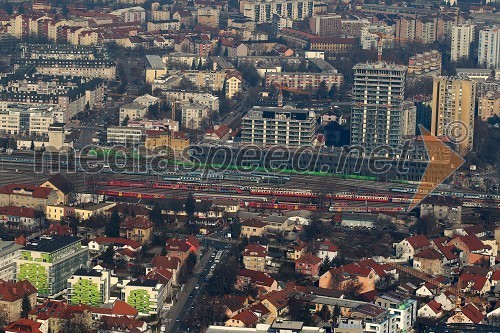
[405,234,431,249]
[460,303,485,324]
[0,206,37,218]
[0,184,54,199]
[230,309,258,326]
[296,253,322,266]
[426,300,443,314]
[414,248,444,260]
[243,244,267,258]
[0,279,37,302]
[4,318,43,333]
[238,269,276,287]
[152,256,180,270]
[44,173,73,194]
[94,237,141,250]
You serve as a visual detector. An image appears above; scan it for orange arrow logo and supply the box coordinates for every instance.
[408,125,465,211]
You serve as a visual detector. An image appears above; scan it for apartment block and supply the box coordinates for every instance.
[241,106,316,147]
[478,26,500,69]
[341,19,370,38]
[239,0,315,23]
[0,241,23,282]
[451,24,475,63]
[181,103,211,130]
[119,103,148,124]
[110,6,147,24]
[408,50,442,77]
[121,278,167,315]
[309,14,341,37]
[145,130,190,151]
[360,23,396,50]
[350,62,407,155]
[264,71,343,91]
[0,184,58,211]
[0,105,62,136]
[478,91,500,121]
[375,291,418,333]
[67,267,110,306]
[107,126,145,146]
[15,235,89,297]
[157,90,219,111]
[396,15,456,45]
[182,70,242,99]
[197,8,220,28]
[430,76,476,156]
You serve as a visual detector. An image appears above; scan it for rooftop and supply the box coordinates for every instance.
[24,235,81,253]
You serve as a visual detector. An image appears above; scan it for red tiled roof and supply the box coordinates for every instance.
[454,235,489,252]
[0,280,37,302]
[152,256,180,270]
[459,273,488,292]
[99,315,146,331]
[4,318,43,333]
[147,267,173,284]
[121,216,154,230]
[94,237,142,250]
[230,309,258,326]
[426,300,442,314]
[319,240,338,252]
[0,184,54,199]
[238,269,276,287]
[414,248,444,260]
[460,303,484,324]
[243,244,267,258]
[241,218,267,228]
[29,300,73,320]
[249,302,270,317]
[0,206,37,218]
[44,223,73,236]
[433,237,460,260]
[491,270,500,281]
[296,253,322,266]
[406,234,431,249]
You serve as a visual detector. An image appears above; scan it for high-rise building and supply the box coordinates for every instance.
[239,0,315,23]
[350,62,407,156]
[241,106,316,147]
[478,91,500,121]
[478,26,500,69]
[451,24,475,63]
[430,77,476,156]
[15,235,89,297]
[309,14,341,36]
[67,267,111,306]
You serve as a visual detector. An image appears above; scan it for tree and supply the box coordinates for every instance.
[237,62,259,87]
[4,2,13,15]
[418,214,436,237]
[30,141,35,151]
[316,80,328,99]
[17,4,25,14]
[102,246,115,264]
[229,219,241,238]
[20,293,31,318]
[287,297,313,325]
[197,58,203,70]
[319,257,331,276]
[105,208,121,238]
[328,84,337,99]
[207,256,239,296]
[186,252,197,275]
[343,280,363,300]
[121,115,129,126]
[185,193,196,221]
[61,3,69,17]
[149,203,163,226]
[317,304,331,321]
[329,270,343,289]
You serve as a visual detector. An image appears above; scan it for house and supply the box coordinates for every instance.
[225,309,259,327]
[90,237,142,254]
[219,297,245,318]
[448,234,492,265]
[459,273,491,296]
[396,235,431,260]
[97,316,149,332]
[295,253,322,277]
[447,303,485,324]
[317,240,338,261]
[418,300,443,319]
[416,282,438,297]
[40,173,73,205]
[434,291,456,311]
[413,248,444,275]
[150,256,181,285]
[0,206,42,230]
[0,184,57,211]
[164,236,199,263]
[90,299,139,319]
[432,237,461,265]
[240,219,267,238]
[260,290,290,320]
[105,204,151,219]
[287,239,307,261]
[204,124,231,141]
[28,300,92,333]
[243,244,267,272]
[120,216,154,244]
[236,269,279,294]
[420,196,462,224]
[4,318,43,333]
[0,280,37,323]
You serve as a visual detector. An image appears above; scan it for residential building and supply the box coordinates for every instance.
[375,291,417,333]
[107,126,145,146]
[197,8,220,28]
[119,103,148,124]
[145,55,167,84]
[236,269,279,294]
[145,130,190,152]
[418,300,444,319]
[241,106,316,147]
[396,235,431,260]
[413,248,444,275]
[4,318,43,333]
[67,267,110,306]
[164,236,199,263]
[451,24,475,63]
[15,235,89,297]
[181,102,211,130]
[317,240,338,261]
[28,299,92,333]
[295,253,322,277]
[159,90,219,112]
[447,303,485,325]
[120,216,154,244]
[430,77,476,156]
[420,196,463,224]
[309,37,357,53]
[264,71,343,91]
[0,241,22,282]
[239,0,315,23]
[337,303,397,333]
[111,6,146,24]
[40,173,73,205]
[121,278,167,315]
[478,91,500,120]
[240,219,268,238]
[408,50,442,77]
[341,19,370,38]
[0,184,57,211]
[0,105,61,137]
[243,244,267,272]
[350,62,407,155]
[360,23,395,50]
[309,14,341,37]
[478,25,500,69]
[207,320,326,332]
[0,280,37,323]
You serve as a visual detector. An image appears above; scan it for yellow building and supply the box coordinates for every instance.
[242,244,267,272]
[478,91,500,121]
[145,55,167,84]
[240,219,267,238]
[40,174,73,205]
[431,77,476,156]
[0,280,37,323]
[145,130,190,152]
[0,184,58,211]
[46,203,116,221]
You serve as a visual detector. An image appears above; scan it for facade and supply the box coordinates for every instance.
[243,244,267,272]
[420,196,463,224]
[120,216,154,245]
[295,253,321,277]
[360,24,395,50]
[241,106,316,147]
[350,62,407,155]
[107,126,145,146]
[264,72,343,91]
[0,105,61,137]
[240,219,267,238]
[375,292,417,333]
[478,91,500,120]
[408,50,442,77]
[67,267,110,306]
[478,25,500,69]
[0,206,41,230]
[159,91,219,112]
[430,77,476,156]
[145,55,167,84]
[0,241,22,282]
[121,279,167,315]
[309,14,341,36]
[15,235,89,297]
[40,173,73,205]
[181,103,211,130]
[0,184,57,211]
[451,24,475,63]
[197,8,220,28]
[239,0,315,23]
[0,280,37,323]
[145,130,190,151]
[119,103,148,124]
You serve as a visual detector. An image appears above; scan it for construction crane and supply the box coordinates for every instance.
[273,82,311,107]
[372,32,411,62]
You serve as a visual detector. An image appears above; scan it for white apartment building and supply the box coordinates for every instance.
[181,103,211,129]
[110,6,146,24]
[240,0,315,23]
[478,25,500,69]
[0,241,22,282]
[107,126,145,146]
[451,24,475,62]
[161,91,219,112]
[0,105,63,136]
[119,103,148,124]
[360,24,395,50]
[67,267,111,306]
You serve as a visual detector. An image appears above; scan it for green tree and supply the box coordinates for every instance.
[185,193,196,221]
[121,115,129,126]
[105,208,121,238]
[17,4,25,14]
[20,293,31,318]
[287,297,313,325]
[30,141,35,151]
[149,203,163,226]
[229,219,241,238]
[316,80,328,99]
[328,84,337,99]
[208,256,239,296]
[4,2,13,15]
[102,246,115,264]
[319,257,331,276]
[185,252,197,275]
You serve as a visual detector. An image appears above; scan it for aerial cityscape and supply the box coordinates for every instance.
[0,0,498,332]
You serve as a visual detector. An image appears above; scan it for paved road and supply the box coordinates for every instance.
[161,247,214,333]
